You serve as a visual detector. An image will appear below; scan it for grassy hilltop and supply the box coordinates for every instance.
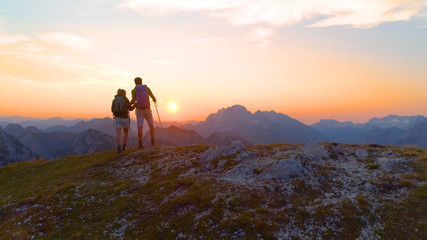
[0,143,426,239]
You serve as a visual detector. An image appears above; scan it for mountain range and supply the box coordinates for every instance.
[0,116,85,129]
[0,127,38,166]
[1,105,426,165]
[3,124,116,160]
[186,105,326,144]
[311,114,427,147]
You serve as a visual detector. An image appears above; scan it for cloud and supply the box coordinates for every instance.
[39,32,91,51]
[0,34,31,44]
[183,37,227,43]
[146,59,176,65]
[119,0,234,16]
[251,27,275,49]
[119,0,427,28]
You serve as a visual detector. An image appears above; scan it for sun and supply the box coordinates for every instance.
[169,102,177,112]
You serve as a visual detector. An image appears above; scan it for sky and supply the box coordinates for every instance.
[0,0,426,124]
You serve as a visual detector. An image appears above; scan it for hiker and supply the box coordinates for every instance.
[111,88,135,153]
[130,77,157,148]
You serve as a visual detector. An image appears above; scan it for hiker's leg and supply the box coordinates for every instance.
[123,128,129,146]
[145,109,155,146]
[149,124,155,146]
[136,110,144,148]
[115,128,122,153]
[137,126,143,148]
[121,118,130,150]
[116,128,121,146]
[137,127,143,141]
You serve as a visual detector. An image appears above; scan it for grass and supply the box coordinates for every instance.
[0,144,426,239]
[377,148,427,239]
[366,163,380,170]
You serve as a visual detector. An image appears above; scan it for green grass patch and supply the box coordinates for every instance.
[378,150,427,239]
[366,163,380,170]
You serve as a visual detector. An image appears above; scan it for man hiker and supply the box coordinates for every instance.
[130,77,157,148]
[111,88,135,153]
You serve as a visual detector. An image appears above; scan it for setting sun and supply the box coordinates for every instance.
[169,102,177,112]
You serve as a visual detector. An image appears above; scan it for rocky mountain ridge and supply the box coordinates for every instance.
[312,115,427,147]
[187,105,326,144]
[3,124,116,160]
[0,128,37,166]
[1,142,425,239]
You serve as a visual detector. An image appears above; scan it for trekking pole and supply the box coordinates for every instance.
[154,102,163,147]
[128,117,132,148]
[154,102,162,128]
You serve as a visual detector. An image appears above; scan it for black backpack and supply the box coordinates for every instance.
[112,96,127,115]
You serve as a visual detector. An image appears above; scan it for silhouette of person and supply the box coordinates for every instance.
[111,88,134,153]
[130,77,157,148]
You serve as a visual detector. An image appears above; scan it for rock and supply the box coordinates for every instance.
[199,141,245,165]
[355,149,368,159]
[364,182,376,193]
[199,148,215,163]
[234,150,258,162]
[262,157,305,180]
[222,163,257,182]
[217,160,227,169]
[301,142,328,162]
[184,160,193,168]
[377,157,413,171]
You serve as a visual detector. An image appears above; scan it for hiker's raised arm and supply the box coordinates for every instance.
[130,88,136,105]
[148,88,157,103]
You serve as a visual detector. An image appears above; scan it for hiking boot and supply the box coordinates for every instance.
[122,144,126,151]
[151,137,155,146]
[116,145,121,154]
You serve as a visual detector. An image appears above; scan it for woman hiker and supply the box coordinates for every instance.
[111,88,135,153]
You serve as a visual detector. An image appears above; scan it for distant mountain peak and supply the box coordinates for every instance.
[48,117,64,121]
[196,105,326,143]
[226,104,248,112]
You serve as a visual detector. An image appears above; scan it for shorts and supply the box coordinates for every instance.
[136,109,154,127]
[114,117,130,129]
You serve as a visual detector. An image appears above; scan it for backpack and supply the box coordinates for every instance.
[112,95,127,115]
[135,85,150,108]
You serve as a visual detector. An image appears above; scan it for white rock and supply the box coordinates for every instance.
[355,149,368,159]
[262,157,305,180]
[199,141,245,165]
[301,142,328,162]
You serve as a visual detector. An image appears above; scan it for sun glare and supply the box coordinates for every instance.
[169,102,177,112]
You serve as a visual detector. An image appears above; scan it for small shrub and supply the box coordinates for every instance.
[366,163,380,170]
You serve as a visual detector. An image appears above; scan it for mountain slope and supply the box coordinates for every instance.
[1,143,425,239]
[311,115,427,147]
[140,126,250,146]
[4,124,116,160]
[190,105,326,144]
[0,129,37,166]
[0,116,84,129]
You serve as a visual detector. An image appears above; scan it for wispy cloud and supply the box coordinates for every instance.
[119,0,427,28]
[251,27,275,49]
[146,59,176,65]
[0,34,31,44]
[119,0,233,16]
[39,32,91,51]
[183,37,227,44]
[119,0,426,49]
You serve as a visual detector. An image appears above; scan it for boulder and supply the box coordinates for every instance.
[301,142,328,162]
[199,141,245,165]
[377,157,413,171]
[221,163,257,182]
[262,157,305,180]
[354,149,368,159]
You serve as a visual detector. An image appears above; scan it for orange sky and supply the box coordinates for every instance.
[0,0,426,124]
